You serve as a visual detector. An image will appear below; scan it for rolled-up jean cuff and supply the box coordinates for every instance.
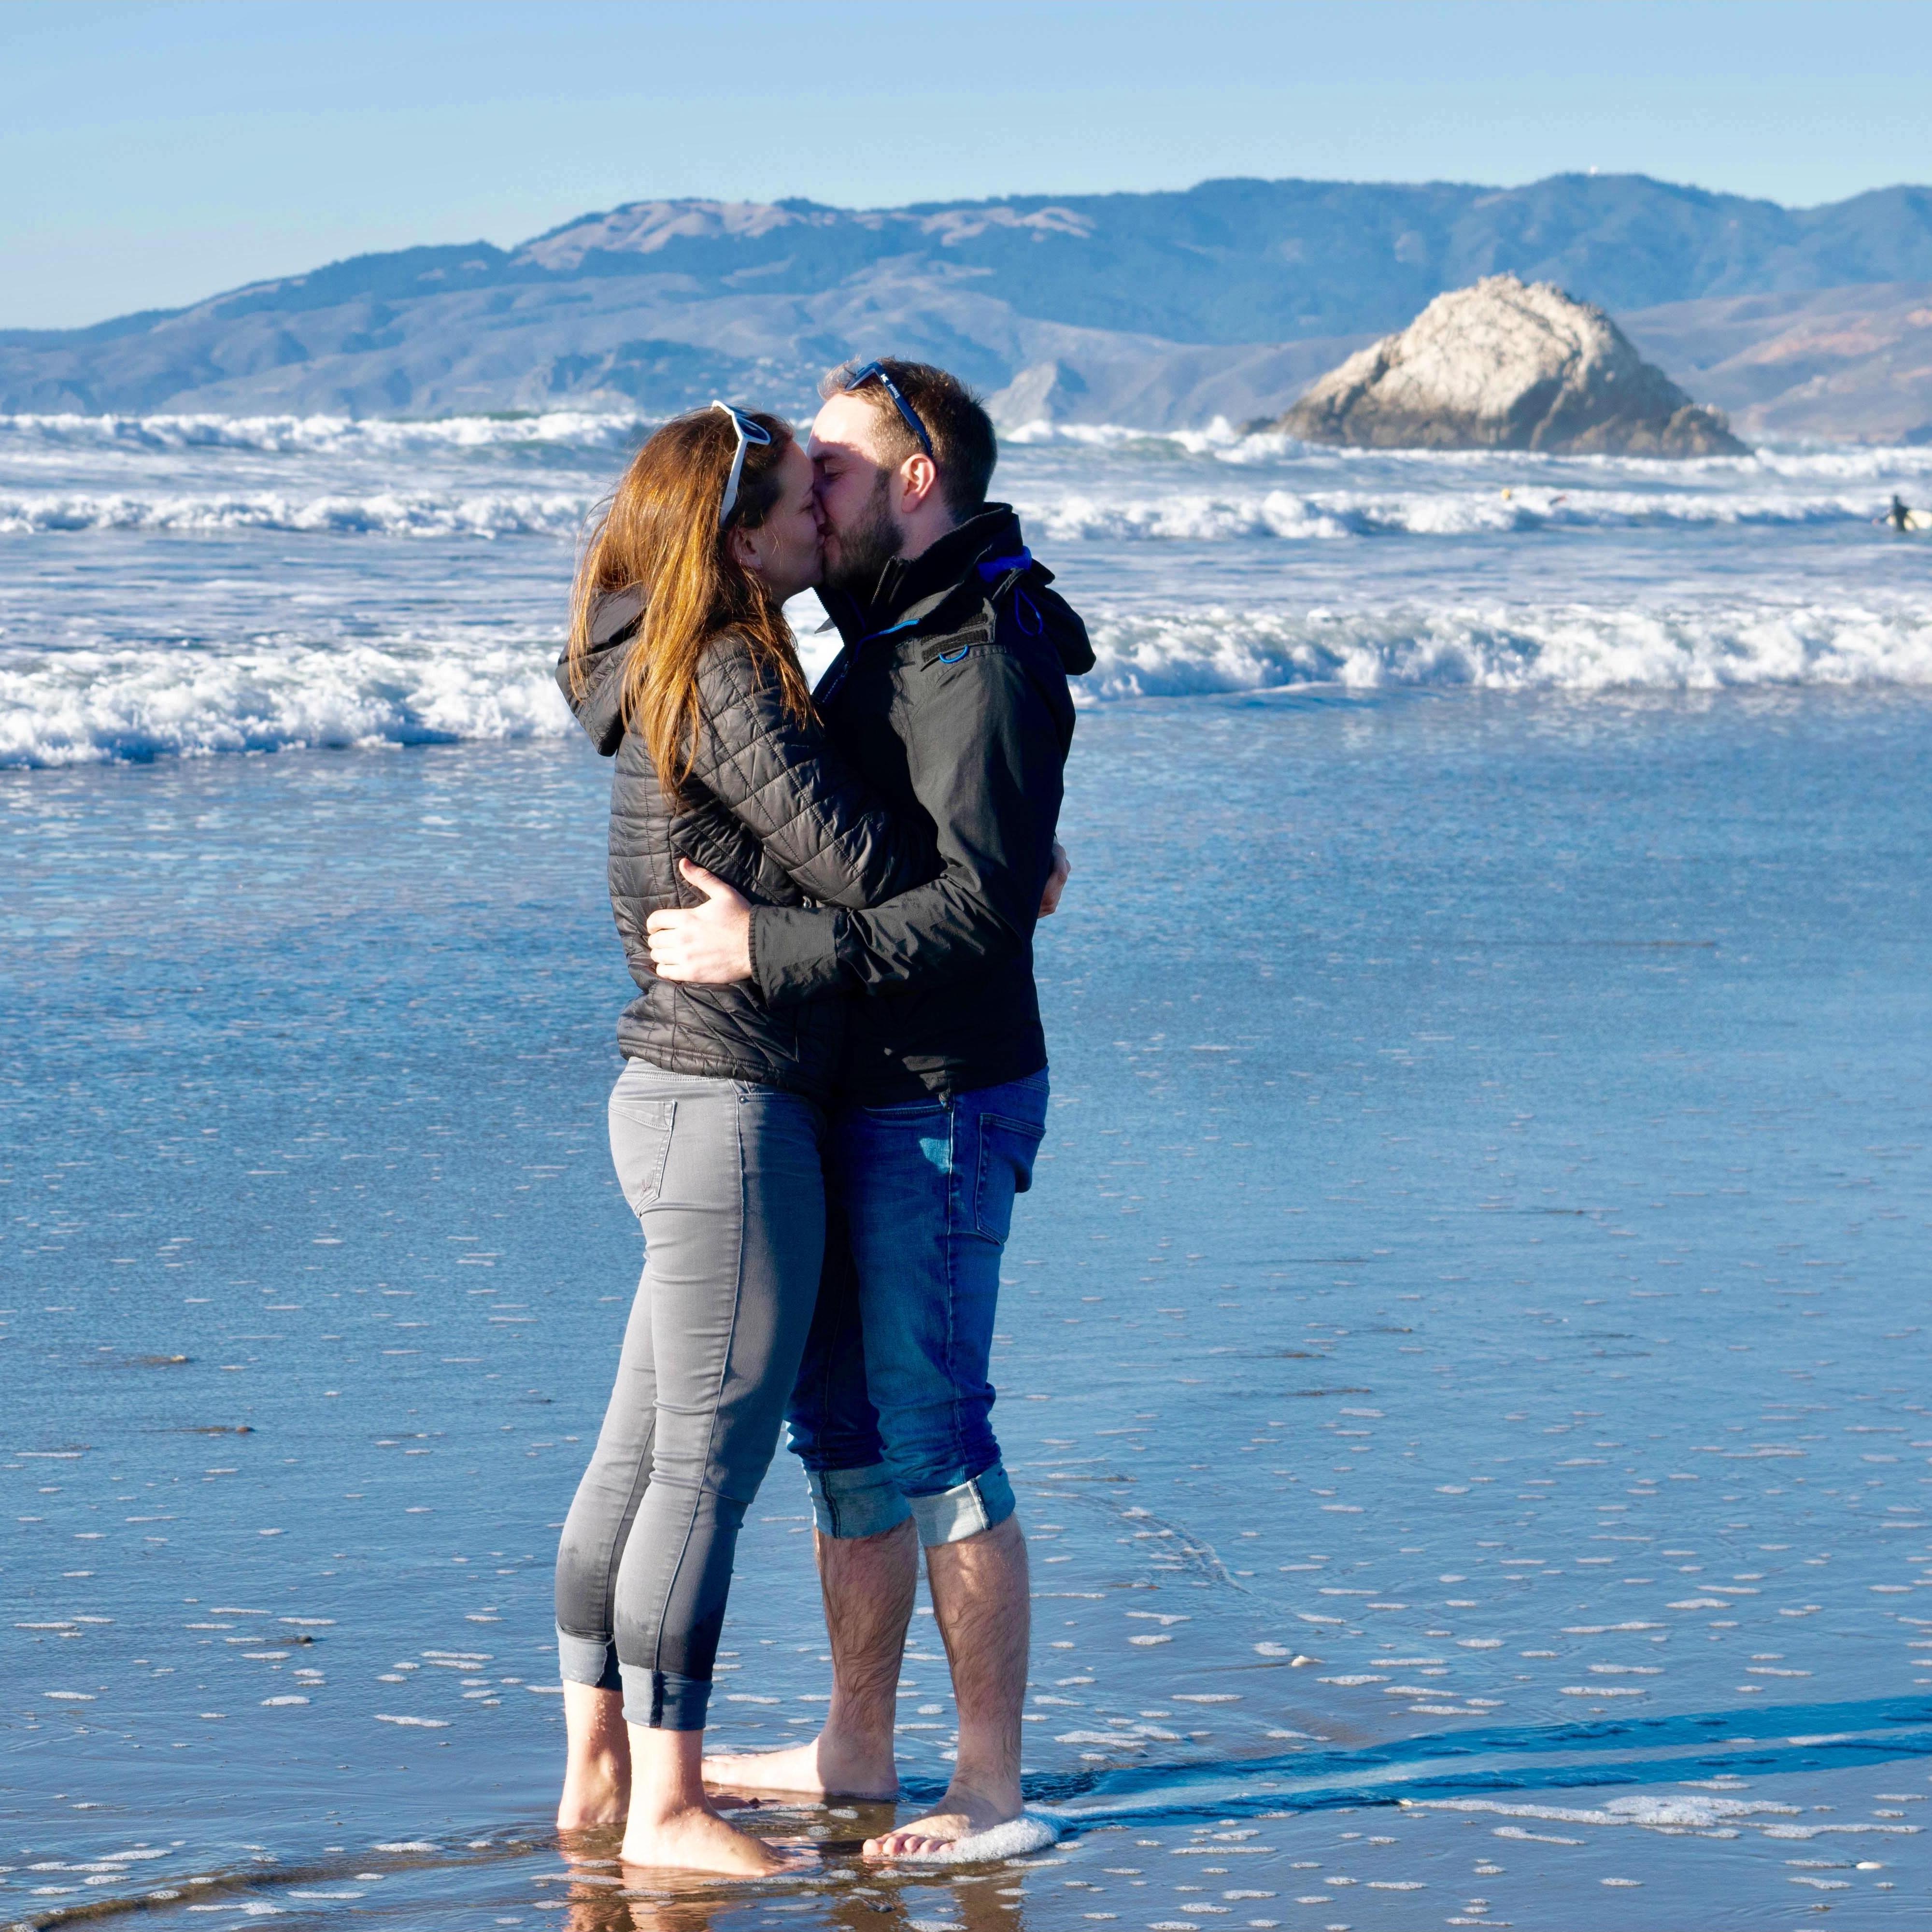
[619,1662,710,1731]
[557,1626,623,1693]
[910,1462,1015,1547]
[806,1461,915,1540]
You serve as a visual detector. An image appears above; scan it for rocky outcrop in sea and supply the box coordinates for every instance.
[1273,274,1748,455]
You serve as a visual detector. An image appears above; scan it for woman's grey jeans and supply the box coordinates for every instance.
[553,1062,824,1730]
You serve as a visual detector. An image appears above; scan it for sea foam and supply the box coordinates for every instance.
[0,638,572,766]
[0,410,651,457]
[9,411,1932,766]
[7,597,1932,766]
[1079,600,1932,701]
[0,489,594,539]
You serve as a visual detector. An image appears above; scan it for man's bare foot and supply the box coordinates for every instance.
[619,1803,815,1876]
[702,1733,898,1803]
[863,1781,1017,1859]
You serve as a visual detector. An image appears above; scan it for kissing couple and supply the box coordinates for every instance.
[548,359,1093,1873]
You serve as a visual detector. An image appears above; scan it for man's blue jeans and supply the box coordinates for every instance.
[786,1070,1049,1546]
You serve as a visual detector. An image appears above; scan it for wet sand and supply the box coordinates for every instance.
[4,689,1930,1929]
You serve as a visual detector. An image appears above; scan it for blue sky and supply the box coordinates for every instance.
[8,0,1932,329]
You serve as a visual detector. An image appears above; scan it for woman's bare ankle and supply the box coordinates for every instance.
[558,1743,630,1829]
[560,1683,631,1828]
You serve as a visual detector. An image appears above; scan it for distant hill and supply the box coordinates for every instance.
[7,175,1932,434]
[1621,281,1932,442]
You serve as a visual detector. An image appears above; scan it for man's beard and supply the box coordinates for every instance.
[822,471,903,596]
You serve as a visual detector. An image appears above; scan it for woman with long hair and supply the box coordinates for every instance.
[550,404,932,1875]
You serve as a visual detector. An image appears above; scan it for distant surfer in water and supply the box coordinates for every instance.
[1882,493,1924,532]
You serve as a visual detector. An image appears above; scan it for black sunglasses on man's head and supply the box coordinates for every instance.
[842,361,935,459]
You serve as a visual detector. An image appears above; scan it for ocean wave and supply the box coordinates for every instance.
[8,482,1893,543]
[1021,485,1920,541]
[0,489,595,537]
[6,598,1931,767]
[0,638,573,767]
[1079,599,1932,699]
[10,410,1932,483]
[0,410,650,456]
[1002,417,1932,478]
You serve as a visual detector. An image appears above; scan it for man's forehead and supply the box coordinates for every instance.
[808,391,889,465]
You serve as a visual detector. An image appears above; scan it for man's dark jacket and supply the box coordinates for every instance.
[750,504,1094,1104]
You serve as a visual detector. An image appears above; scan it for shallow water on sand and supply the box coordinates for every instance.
[4,690,1931,1930]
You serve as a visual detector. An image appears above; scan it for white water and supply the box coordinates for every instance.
[5,409,1932,765]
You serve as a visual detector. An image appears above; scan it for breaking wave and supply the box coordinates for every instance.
[0,489,595,538]
[7,481,1914,543]
[0,409,650,456]
[0,637,573,767]
[7,599,1932,767]
[1020,485,1904,541]
[1004,415,1932,479]
[1080,600,1932,700]
[8,410,1932,766]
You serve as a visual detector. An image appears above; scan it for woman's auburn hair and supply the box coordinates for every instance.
[567,406,813,794]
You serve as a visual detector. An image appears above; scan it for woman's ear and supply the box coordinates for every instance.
[726,522,762,572]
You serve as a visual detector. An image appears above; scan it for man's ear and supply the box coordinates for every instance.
[898,453,939,514]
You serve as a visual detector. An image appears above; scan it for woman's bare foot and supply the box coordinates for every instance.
[702,1733,898,1802]
[620,1803,815,1876]
[559,1683,631,1829]
[863,1779,1016,1859]
[620,1716,818,1875]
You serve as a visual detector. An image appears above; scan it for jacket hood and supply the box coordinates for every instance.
[555,586,643,757]
[825,505,1094,678]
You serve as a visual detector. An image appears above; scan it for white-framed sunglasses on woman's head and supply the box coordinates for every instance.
[711,400,773,530]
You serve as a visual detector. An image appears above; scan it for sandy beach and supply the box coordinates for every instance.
[7,664,1931,1922]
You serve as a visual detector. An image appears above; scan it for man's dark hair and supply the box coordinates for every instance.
[821,358,998,522]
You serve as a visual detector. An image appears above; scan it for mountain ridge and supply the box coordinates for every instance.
[8,173,1932,434]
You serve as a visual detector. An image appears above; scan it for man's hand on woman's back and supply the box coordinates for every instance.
[647,860,754,983]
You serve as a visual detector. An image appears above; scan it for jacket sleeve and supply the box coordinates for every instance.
[688,644,933,913]
[748,645,1063,1005]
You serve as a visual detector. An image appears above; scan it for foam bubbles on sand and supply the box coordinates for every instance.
[1409,1795,1802,1832]
[891,1815,1061,1862]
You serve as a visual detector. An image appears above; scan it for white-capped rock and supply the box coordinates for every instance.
[1275,274,1747,455]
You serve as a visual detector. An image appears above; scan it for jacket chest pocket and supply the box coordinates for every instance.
[609,1095,675,1217]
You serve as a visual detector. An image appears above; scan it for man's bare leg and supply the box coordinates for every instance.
[619,1722,814,1874]
[865,1514,1029,1857]
[558,1682,630,1830]
[702,1517,914,1800]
